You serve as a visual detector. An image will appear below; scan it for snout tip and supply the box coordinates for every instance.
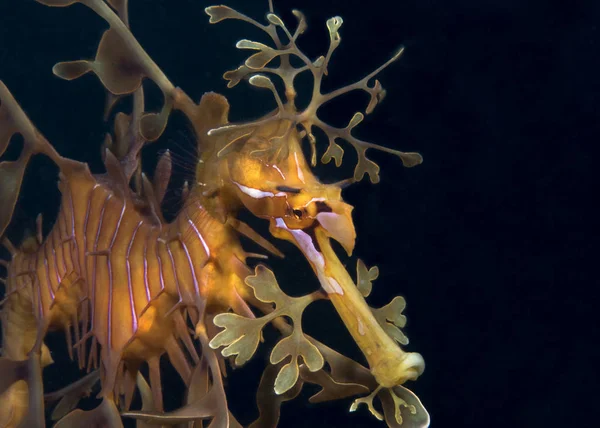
[401,352,426,381]
[372,351,426,388]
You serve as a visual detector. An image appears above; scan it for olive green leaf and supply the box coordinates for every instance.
[245,265,293,307]
[380,386,430,428]
[355,262,409,345]
[210,265,324,395]
[247,266,324,395]
[351,385,430,427]
[249,363,304,428]
[372,296,409,346]
[356,259,379,297]
[350,386,384,421]
[210,314,268,366]
[270,331,324,395]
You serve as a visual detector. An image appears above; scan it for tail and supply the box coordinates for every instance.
[0,81,67,239]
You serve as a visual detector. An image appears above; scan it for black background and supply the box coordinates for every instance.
[0,0,595,427]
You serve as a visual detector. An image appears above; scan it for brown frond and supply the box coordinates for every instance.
[379,386,430,428]
[249,363,304,428]
[0,82,67,237]
[45,370,100,421]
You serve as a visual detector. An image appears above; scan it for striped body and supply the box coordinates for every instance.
[3,163,249,397]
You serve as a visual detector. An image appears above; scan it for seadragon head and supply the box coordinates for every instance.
[220,119,357,256]
[197,4,422,255]
[196,1,427,397]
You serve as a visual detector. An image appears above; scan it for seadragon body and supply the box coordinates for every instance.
[0,1,430,427]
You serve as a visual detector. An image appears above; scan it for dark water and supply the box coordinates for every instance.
[0,0,595,427]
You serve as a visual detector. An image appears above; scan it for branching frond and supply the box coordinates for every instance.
[205,3,423,183]
[209,265,325,395]
[350,386,384,421]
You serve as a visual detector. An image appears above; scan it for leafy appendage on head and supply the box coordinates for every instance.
[205,5,423,183]
[209,265,325,395]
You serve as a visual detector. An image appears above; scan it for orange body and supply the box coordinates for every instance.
[3,161,252,397]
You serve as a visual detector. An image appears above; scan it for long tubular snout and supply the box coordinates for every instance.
[271,220,424,388]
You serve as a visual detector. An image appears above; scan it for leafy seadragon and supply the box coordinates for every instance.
[0,0,429,427]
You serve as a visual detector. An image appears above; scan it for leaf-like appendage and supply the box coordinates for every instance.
[355,147,381,183]
[245,51,280,70]
[321,139,344,167]
[273,362,299,396]
[44,370,100,421]
[291,10,308,37]
[244,266,325,394]
[270,333,324,395]
[140,104,172,142]
[211,265,323,387]
[0,82,42,238]
[372,296,409,345]
[300,366,370,403]
[356,259,379,297]
[350,384,430,427]
[205,5,248,24]
[249,75,276,90]
[52,61,93,81]
[266,13,285,27]
[350,387,384,421]
[249,363,304,428]
[207,3,423,182]
[223,66,253,88]
[397,151,424,168]
[380,386,430,428]
[365,80,386,115]
[236,39,271,51]
[245,265,291,307]
[326,16,343,43]
[54,29,145,96]
[209,313,267,366]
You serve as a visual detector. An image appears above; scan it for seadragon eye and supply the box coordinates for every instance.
[276,185,301,194]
